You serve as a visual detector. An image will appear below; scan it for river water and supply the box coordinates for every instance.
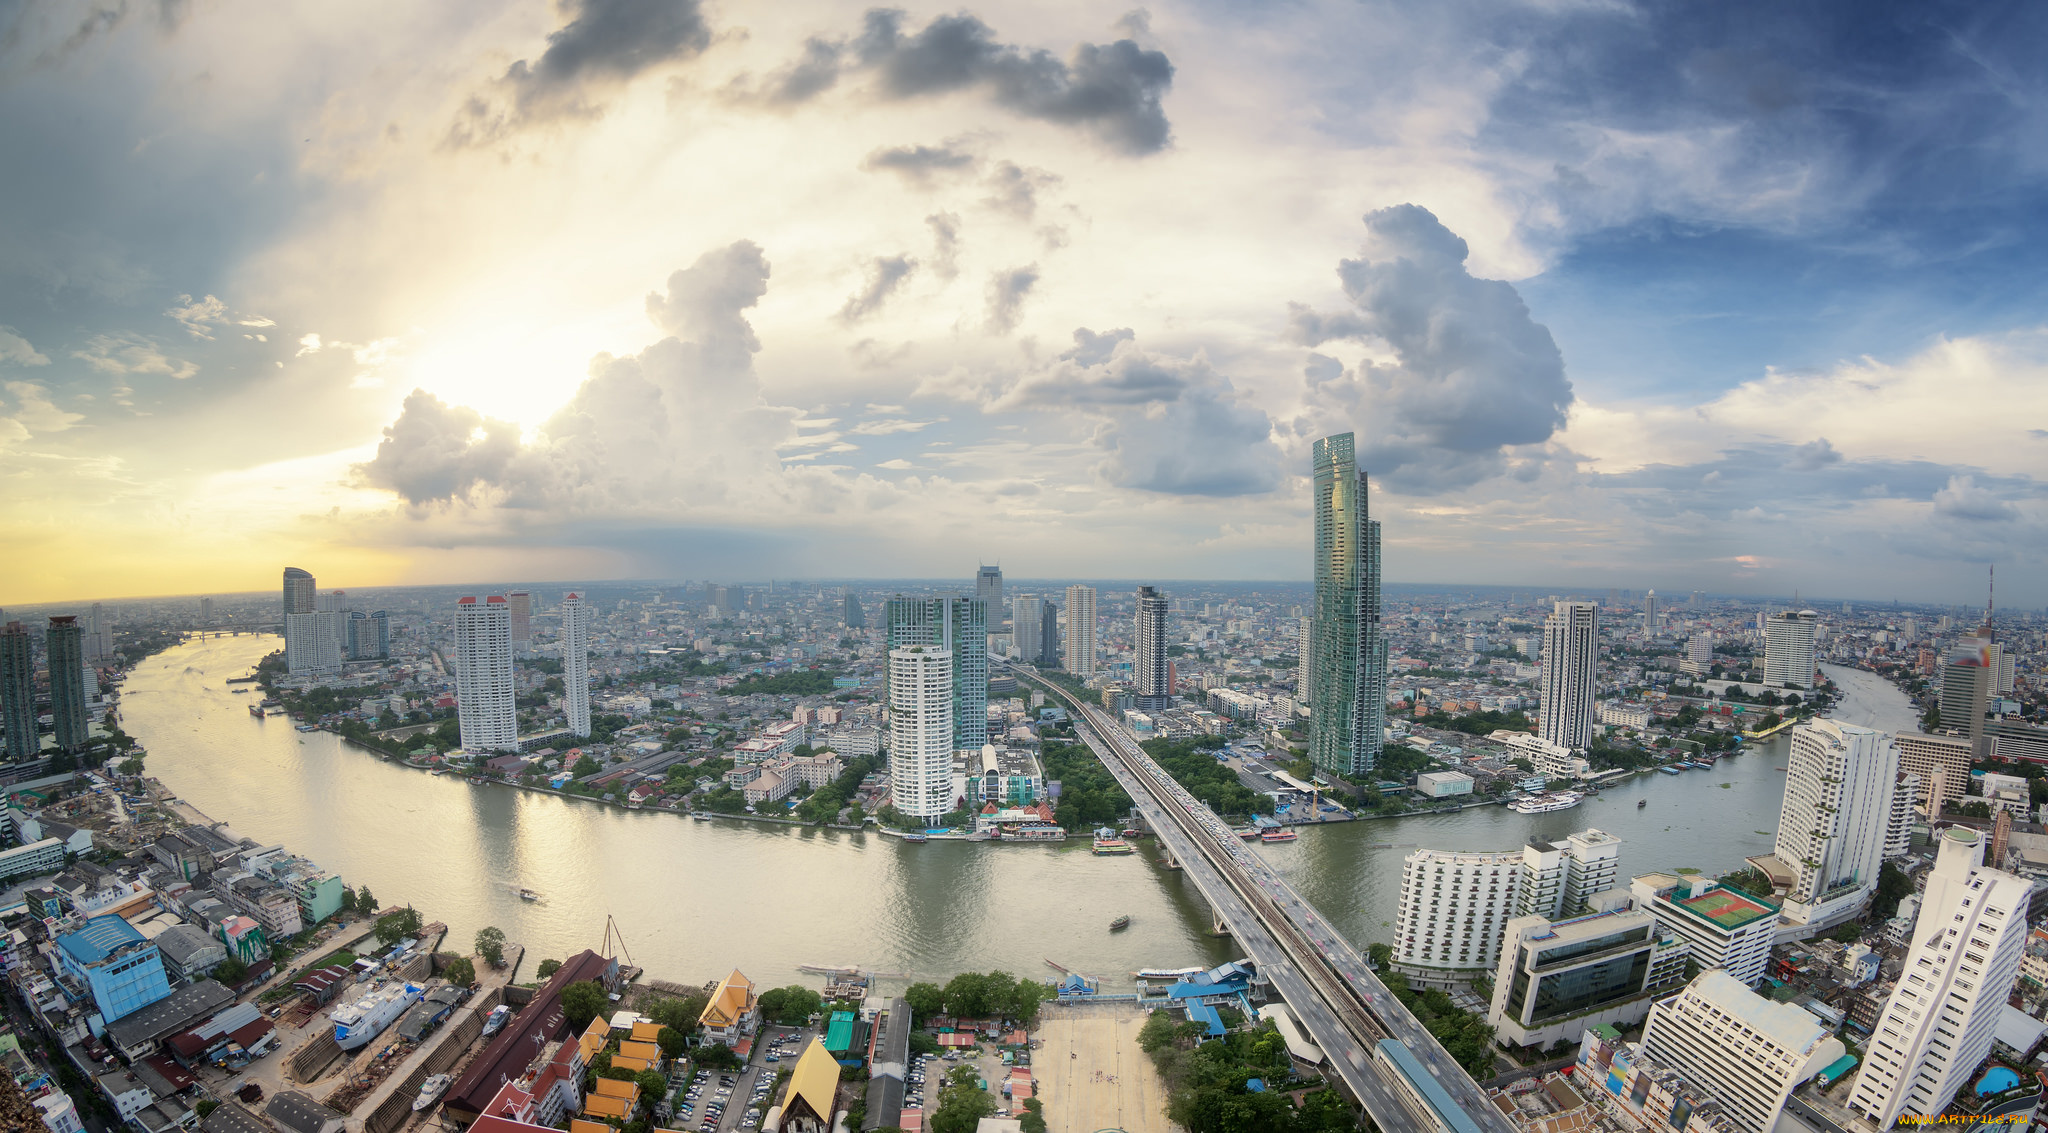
[120,636,1900,993]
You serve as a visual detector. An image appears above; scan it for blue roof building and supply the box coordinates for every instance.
[56,915,172,1024]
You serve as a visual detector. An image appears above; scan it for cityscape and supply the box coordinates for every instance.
[3,4,2046,1133]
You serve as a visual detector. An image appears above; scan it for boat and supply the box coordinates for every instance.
[1637,799,1647,808]
[1092,837,1134,855]
[903,833,928,844]
[249,705,264,718]
[1232,827,1260,840]
[1109,915,1131,931]
[1259,829,1298,843]
[692,812,714,821]
[1659,766,1682,776]
[232,688,248,694]
[1120,828,1142,839]
[518,888,539,902]
[295,724,318,733]
[1508,791,1585,815]
[1134,966,1207,981]
[413,1074,452,1112]
[332,982,425,1050]
[479,1005,511,1038]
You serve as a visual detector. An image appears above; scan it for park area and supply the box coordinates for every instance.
[1035,1002,1175,1133]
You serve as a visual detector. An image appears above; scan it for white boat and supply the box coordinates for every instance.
[1508,791,1585,815]
[333,982,425,1050]
[518,888,540,902]
[413,1074,452,1111]
[479,1004,511,1038]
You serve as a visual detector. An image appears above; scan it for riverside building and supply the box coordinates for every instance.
[560,592,591,738]
[1632,874,1778,987]
[888,647,956,821]
[1307,431,1386,778]
[454,596,517,752]
[1764,720,1899,928]
[1537,601,1598,750]
[1640,970,1845,1133]
[1761,609,1819,690]
[885,596,988,750]
[1488,909,1689,1049]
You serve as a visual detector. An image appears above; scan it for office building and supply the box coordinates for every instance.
[1937,634,1992,744]
[1990,641,2016,694]
[282,567,316,618]
[1885,771,1920,858]
[1642,590,1659,633]
[1035,600,1060,668]
[1681,632,1712,676]
[0,622,34,760]
[889,647,955,821]
[1516,830,1624,920]
[55,915,173,1023]
[1895,732,1971,814]
[842,592,865,629]
[1063,585,1097,677]
[454,596,517,752]
[1011,596,1061,667]
[1391,848,1523,986]
[346,610,389,661]
[1308,432,1386,779]
[199,596,214,625]
[284,610,343,675]
[1538,601,1598,750]
[507,591,532,652]
[974,565,1002,627]
[1633,875,1778,986]
[1489,909,1687,1049]
[315,588,347,613]
[1761,609,1819,690]
[45,617,89,752]
[1769,720,1898,926]
[1849,827,2029,1126]
[1134,586,1170,711]
[885,597,987,750]
[84,603,113,661]
[1640,970,1845,1133]
[560,592,591,738]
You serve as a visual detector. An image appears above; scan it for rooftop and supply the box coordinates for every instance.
[1670,885,1776,930]
[56,915,146,965]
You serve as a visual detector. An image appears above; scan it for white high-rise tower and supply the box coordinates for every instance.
[889,646,956,820]
[454,596,517,752]
[1771,720,1898,925]
[560,591,591,738]
[1538,601,1599,750]
[1063,585,1097,677]
[1762,609,1819,690]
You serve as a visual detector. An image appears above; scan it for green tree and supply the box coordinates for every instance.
[215,956,249,986]
[535,957,562,981]
[655,1026,687,1058]
[1018,1098,1047,1133]
[561,980,609,1029]
[927,1069,997,1133]
[758,985,823,1026]
[645,993,708,1034]
[696,1043,741,1070]
[356,886,377,914]
[475,926,507,967]
[1872,859,1914,920]
[374,906,423,947]
[338,886,359,915]
[443,957,476,987]
[634,1069,667,1105]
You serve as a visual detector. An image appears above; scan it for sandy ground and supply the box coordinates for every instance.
[1035,1003,1176,1133]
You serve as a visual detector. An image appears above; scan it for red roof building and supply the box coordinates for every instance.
[444,950,615,1124]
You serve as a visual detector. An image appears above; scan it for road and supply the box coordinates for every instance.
[1028,671,1515,1133]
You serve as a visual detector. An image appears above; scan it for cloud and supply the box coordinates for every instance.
[1288,204,1573,493]
[449,0,713,145]
[753,9,1175,154]
[296,333,324,356]
[984,265,1039,334]
[1788,437,1841,470]
[860,141,978,186]
[926,212,962,280]
[3,381,84,436]
[356,389,522,505]
[72,334,197,379]
[981,161,1058,219]
[0,328,50,367]
[1933,474,2017,522]
[164,293,228,338]
[837,255,917,322]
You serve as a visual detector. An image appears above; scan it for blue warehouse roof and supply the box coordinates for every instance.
[58,915,146,964]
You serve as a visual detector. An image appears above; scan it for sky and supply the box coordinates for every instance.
[2,0,2045,606]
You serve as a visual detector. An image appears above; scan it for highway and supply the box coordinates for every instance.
[1031,671,1517,1133]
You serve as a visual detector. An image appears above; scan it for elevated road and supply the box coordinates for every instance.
[1026,670,1515,1133]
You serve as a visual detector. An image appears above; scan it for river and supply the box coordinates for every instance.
[120,636,1906,993]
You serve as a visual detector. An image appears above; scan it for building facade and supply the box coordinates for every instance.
[1771,720,1898,926]
[884,597,987,750]
[506,591,532,652]
[1392,848,1522,985]
[1538,601,1599,750]
[1937,633,1993,745]
[44,617,88,752]
[974,566,1002,631]
[0,622,35,760]
[1635,876,1778,986]
[454,596,517,752]
[1895,732,1972,813]
[560,592,591,738]
[1640,970,1845,1133]
[888,647,955,821]
[1489,910,1682,1049]
[1308,432,1385,779]
[54,916,172,1023]
[1133,586,1170,711]
[1063,585,1097,677]
[1760,610,1819,690]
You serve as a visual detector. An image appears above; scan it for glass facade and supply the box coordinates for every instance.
[885,597,988,750]
[1309,432,1385,778]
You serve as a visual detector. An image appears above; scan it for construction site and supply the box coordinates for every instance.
[1033,1000,1174,1133]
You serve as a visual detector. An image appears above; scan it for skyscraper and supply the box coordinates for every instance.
[199,597,214,626]
[1761,609,1819,689]
[1295,616,1312,696]
[1538,601,1599,750]
[1641,590,1659,633]
[1133,586,1170,711]
[1063,585,1097,678]
[454,596,517,752]
[1037,601,1060,667]
[507,591,533,653]
[1640,971,1845,1133]
[281,567,316,616]
[0,622,35,761]
[842,592,866,629]
[889,646,955,820]
[975,565,1002,629]
[1937,632,1992,746]
[561,591,591,738]
[1011,596,1046,664]
[285,610,343,674]
[1849,828,2029,1125]
[1770,720,1898,925]
[46,617,89,752]
[885,597,987,750]
[1308,432,1385,779]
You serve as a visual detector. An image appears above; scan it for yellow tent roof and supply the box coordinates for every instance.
[782,1038,839,1124]
[578,1015,609,1063]
[630,1020,664,1044]
[699,969,755,1028]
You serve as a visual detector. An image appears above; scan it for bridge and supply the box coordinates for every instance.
[1022,669,1517,1133]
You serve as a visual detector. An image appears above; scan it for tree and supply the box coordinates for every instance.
[215,956,249,986]
[374,906,423,947]
[475,926,507,967]
[338,886,359,915]
[444,957,476,987]
[1872,859,1914,920]
[656,1026,687,1058]
[758,985,823,1026]
[561,980,609,1030]
[535,958,562,981]
[696,1043,741,1070]
[634,1069,667,1105]
[356,886,377,915]
[645,993,708,1034]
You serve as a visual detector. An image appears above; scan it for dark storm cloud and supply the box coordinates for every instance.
[749,8,1175,154]
[860,141,978,185]
[1291,204,1573,494]
[837,255,917,322]
[982,265,1038,334]
[450,0,712,144]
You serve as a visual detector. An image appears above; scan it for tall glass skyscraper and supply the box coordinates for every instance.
[46,616,90,752]
[885,596,988,750]
[1134,586,1170,711]
[0,622,36,761]
[1308,433,1385,778]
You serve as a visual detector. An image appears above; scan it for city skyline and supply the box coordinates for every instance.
[2,3,2045,605]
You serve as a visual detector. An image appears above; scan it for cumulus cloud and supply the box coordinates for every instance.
[860,141,978,186]
[837,255,917,323]
[981,161,1058,219]
[983,265,1039,334]
[1933,474,2017,522]
[72,334,198,379]
[449,0,713,145]
[0,328,50,367]
[3,381,84,437]
[1288,204,1573,493]
[356,390,522,505]
[926,212,963,280]
[164,293,227,338]
[750,9,1175,154]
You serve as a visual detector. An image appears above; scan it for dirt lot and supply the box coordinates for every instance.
[1035,1002,1175,1133]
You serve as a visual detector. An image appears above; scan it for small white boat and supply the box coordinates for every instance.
[413,1074,452,1111]
[480,1004,512,1038]
[518,888,539,902]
